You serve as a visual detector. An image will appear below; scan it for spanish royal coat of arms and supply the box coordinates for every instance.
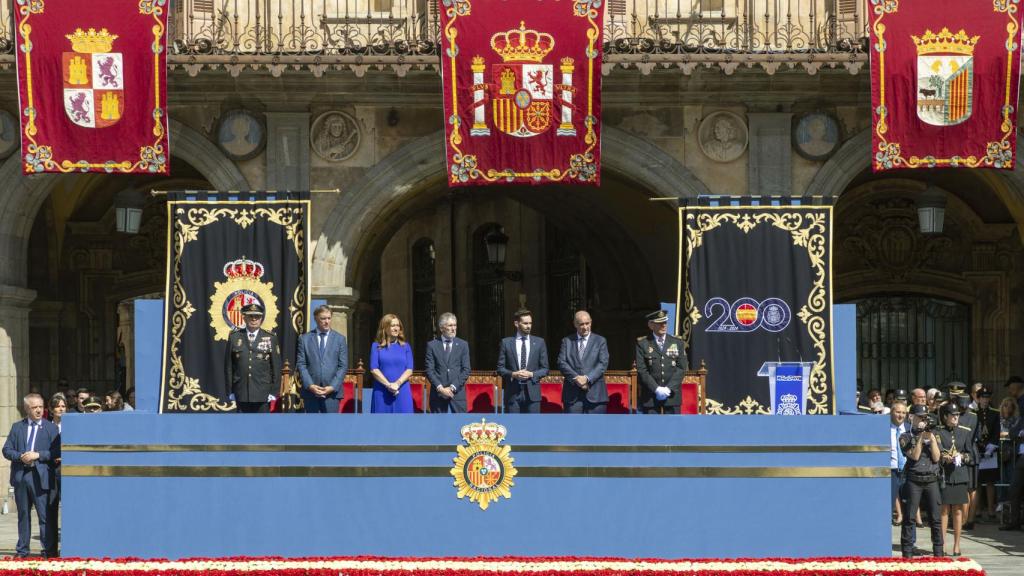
[451,420,517,510]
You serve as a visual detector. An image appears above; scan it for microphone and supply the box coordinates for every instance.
[777,335,803,363]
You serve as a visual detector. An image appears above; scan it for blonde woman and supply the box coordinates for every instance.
[369,314,414,413]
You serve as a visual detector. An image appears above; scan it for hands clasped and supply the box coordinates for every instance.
[655,386,671,401]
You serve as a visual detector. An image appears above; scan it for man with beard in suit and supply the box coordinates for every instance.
[497,309,549,413]
[636,309,688,414]
[225,303,281,413]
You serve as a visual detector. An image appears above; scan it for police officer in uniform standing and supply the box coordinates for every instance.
[225,303,281,413]
[900,404,944,558]
[635,310,688,414]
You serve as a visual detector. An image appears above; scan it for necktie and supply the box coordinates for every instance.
[519,336,528,372]
[578,337,585,356]
[896,426,907,470]
[248,331,256,344]
[319,332,327,357]
[657,337,665,351]
[444,340,451,355]
[27,422,37,452]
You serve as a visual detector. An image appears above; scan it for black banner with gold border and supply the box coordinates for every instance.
[159,192,310,413]
[678,199,834,415]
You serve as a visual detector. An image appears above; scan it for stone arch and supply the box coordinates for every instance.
[312,125,710,296]
[0,118,249,287]
[805,128,1024,241]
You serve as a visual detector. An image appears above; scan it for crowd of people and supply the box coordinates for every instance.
[238,304,688,415]
[879,379,1024,558]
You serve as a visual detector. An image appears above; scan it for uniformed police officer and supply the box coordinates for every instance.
[900,404,943,558]
[950,390,980,530]
[225,303,281,413]
[635,310,687,415]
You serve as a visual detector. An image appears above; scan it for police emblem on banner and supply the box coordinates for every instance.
[914,28,978,127]
[208,257,279,341]
[62,28,124,129]
[451,420,517,510]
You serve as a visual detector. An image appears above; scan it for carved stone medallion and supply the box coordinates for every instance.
[698,111,748,163]
[311,111,361,162]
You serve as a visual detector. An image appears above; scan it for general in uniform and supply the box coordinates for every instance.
[225,303,281,413]
[635,309,688,415]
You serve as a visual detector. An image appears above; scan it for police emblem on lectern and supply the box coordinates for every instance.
[451,420,517,510]
[209,257,279,341]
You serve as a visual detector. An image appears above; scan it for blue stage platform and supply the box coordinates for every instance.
[60,413,890,559]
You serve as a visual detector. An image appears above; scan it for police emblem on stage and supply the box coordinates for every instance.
[913,28,978,127]
[451,420,517,510]
[62,28,124,129]
[209,257,279,341]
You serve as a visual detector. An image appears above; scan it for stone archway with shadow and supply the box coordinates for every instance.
[0,118,250,432]
[312,124,710,300]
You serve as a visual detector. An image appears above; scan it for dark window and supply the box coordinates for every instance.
[546,223,587,339]
[411,238,437,366]
[473,224,505,370]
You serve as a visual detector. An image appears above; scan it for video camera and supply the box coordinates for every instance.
[912,411,939,434]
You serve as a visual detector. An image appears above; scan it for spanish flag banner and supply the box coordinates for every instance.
[440,0,604,186]
[871,0,1022,171]
[15,0,169,174]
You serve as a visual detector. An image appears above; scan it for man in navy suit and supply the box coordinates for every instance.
[557,310,610,414]
[296,305,348,413]
[3,393,60,557]
[425,312,471,413]
[497,308,549,413]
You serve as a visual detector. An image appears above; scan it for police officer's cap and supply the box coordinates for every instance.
[909,404,929,416]
[893,389,908,401]
[932,389,947,402]
[646,309,669,324]
[979,386,993,398]
[241,303,265,317]
[939,402,961,418]
[947,381,967,395]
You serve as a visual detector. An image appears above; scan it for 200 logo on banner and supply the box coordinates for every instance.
[704,297,791,333]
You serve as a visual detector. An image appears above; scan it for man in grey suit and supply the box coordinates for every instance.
[425,312,471,413]
[557,310,610,414]
[497,308,549,413]
[296,305,348,413]
[3,393,60,557]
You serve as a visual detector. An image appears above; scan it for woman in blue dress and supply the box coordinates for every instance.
[369,313,414,413]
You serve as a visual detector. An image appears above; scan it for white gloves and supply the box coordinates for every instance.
[655,387,671,401]
[953,454,962,467]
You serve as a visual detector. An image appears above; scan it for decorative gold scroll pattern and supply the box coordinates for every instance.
[442,0,600,184]
[683,208,832,415]
[18,1,169,173]
[871,0,1018,170]
[163,202,308,412]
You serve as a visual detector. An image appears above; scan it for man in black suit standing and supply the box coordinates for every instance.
[557,310,610,414]
[225,303,282,413]
[635,309,688,414]
[425,312,471,413]
[497,308,549,413]
[3,393,60,557]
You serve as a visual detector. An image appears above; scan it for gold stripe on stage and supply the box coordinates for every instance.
[61,465,890,479]
[62,443,888,453]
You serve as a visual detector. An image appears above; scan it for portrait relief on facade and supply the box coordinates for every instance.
[216,110,266,161]
[793,112,840,161]
[698,111,748,163]
[311,111,361,162]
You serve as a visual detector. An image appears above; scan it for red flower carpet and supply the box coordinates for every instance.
[0,556,984,576]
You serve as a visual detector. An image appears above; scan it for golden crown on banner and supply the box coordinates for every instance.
[912,27,979,57]
[65,28,119,53]
[460,419,507,443]
[490,21,554,63]
[222,257,266,281]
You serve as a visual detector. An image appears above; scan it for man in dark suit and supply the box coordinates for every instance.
[635,309,688,414]
[296,304,348,413]
[557,310,610,414]
[1000,414,1024,531]
[3,393,60,557]
[225,303,282,413]
[425,312,471,413]
[497,308,549,413]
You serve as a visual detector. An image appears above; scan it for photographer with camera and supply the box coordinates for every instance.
[936,403,973,556]
[899,404,943,558]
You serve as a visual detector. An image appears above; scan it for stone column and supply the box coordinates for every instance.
[0,285,36,492]
[117,301,135,394]
[266,112,311,191]
[747,112,793,195]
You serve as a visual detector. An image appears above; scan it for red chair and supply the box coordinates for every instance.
[679,362,707,415]
[338,360,365,413]
[465,375,500,413]
[409,375,429,413]
[540,376,564,413]
[605,374,632,414]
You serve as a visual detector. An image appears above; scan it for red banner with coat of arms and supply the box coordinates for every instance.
[440,0,603,186]
[15,0,169,174]
[870,0,1022,171]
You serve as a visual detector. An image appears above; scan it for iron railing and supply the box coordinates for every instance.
[0,1,869,57]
